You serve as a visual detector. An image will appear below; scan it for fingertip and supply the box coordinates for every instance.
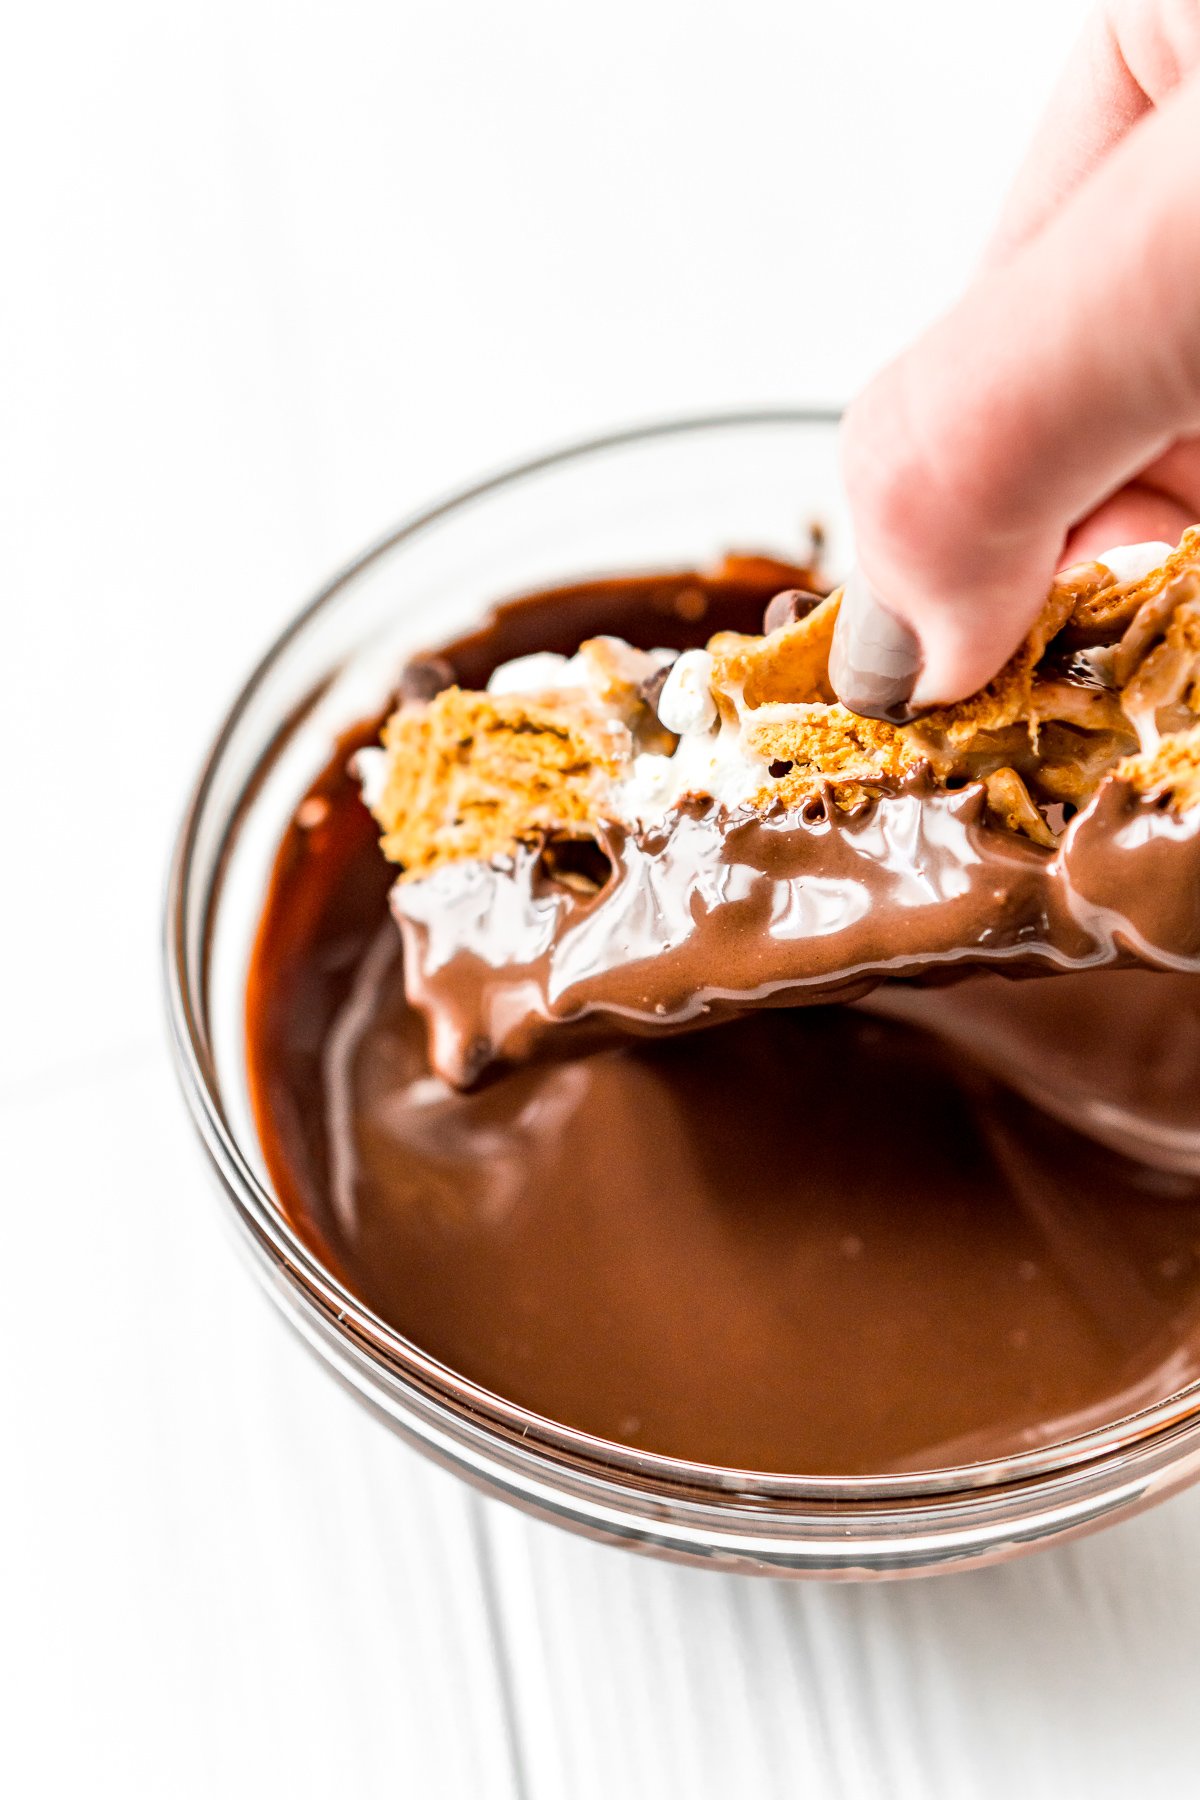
[905,590,1044,709]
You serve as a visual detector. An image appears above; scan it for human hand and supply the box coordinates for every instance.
[832,0,1200,720]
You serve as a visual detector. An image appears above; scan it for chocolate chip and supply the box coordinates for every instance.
[763,588,823,634]
[638,663,673,713]
[398,654,456,703]
[768,759,793,779]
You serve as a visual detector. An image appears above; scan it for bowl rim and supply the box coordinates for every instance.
[164,405,1200,1530]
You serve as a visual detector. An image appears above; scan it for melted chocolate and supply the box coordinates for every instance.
[397,783,1200,1086]
[391,661,1200,1088]
[247,569,1200,1476]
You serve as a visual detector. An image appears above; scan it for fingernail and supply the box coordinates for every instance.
[829,569,924,723]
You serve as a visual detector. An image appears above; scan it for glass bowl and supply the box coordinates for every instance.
[165,410,1200,1578]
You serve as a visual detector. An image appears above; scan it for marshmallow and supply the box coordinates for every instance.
[1096,541,1174,588]
[618,729,768,825]
[352,747,388,811]
[657,648,717,736]
[619,754,678,822]
[486,652,589,696]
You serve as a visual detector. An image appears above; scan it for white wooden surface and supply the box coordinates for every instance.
[6,3,1198,1794]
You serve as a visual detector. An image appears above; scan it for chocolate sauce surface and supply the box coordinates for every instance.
[247,568,1200,1476]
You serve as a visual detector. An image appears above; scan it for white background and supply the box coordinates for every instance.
[6,2,1200,1794]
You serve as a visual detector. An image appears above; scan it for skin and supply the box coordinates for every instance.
[838,0,1200,707]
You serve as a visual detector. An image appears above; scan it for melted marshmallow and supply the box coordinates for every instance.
[657,649,718,735]
[487,652,590,696]
[1096,541,1174,587]
[352,747,389,811]
[618,727,768,825]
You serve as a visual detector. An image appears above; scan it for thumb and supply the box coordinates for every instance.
[833,72,1200,717]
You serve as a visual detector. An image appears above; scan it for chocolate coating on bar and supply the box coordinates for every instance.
[394,776,1200,1086]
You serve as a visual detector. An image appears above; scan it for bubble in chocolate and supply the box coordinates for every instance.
[763,588,823,634]
[398,654,456,703]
